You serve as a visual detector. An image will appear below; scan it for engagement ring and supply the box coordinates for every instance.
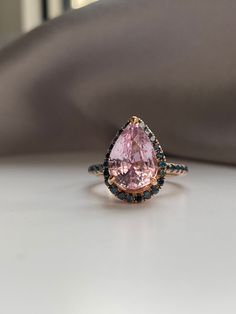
[88,116,188,203]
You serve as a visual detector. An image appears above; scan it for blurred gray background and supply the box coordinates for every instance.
[0,0,96,47]
[0,0,235,165]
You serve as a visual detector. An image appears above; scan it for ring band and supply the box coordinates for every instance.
[88,116,188,203]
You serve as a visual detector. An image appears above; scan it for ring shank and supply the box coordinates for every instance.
[88,162,188,176]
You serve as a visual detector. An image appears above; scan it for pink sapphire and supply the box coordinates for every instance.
[108,123,158,191]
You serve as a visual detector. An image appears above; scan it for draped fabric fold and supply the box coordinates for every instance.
[0,0,235,164]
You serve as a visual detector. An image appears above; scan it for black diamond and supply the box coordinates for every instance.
[109,186,118,195]
[159,161,166,168]
[117,192,126,200]
[103,160,108,167]
[151,185,159,194]
[126,194,134,203]
[136,194,143,203]
[143,191,151,199]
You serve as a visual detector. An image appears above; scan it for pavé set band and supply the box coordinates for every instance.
[88,116,188,203]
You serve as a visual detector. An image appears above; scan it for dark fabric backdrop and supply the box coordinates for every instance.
[0,0,235,164]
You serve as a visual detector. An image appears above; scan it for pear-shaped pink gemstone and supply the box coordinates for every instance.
[109,123,158,191]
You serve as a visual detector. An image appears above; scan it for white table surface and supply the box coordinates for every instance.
[0,153,235,314]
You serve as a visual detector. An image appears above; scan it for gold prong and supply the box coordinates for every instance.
[129,116,140,124]
[108,176,116,185]
[151,178,157,186]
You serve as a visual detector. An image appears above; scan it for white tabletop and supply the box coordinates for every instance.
[0,153,235,314]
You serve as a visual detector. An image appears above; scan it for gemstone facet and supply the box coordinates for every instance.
[108,122,158,191]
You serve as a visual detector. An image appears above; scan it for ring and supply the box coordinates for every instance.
[88,116,188,203]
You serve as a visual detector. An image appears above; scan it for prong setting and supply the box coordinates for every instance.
[129,116,140,124]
